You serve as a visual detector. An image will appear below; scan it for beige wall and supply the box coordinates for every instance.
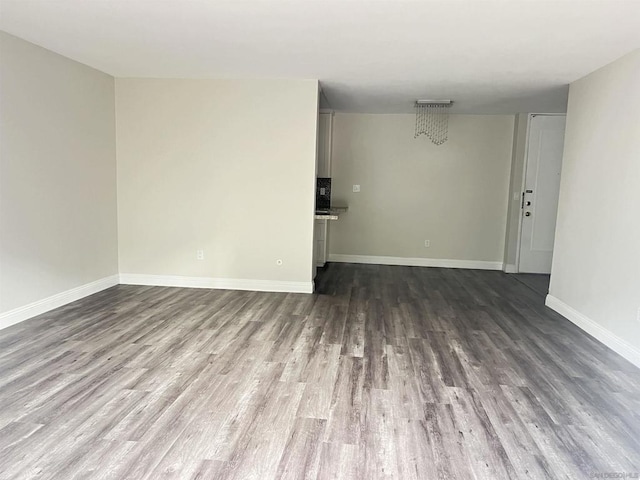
[116,79,318,287]
[549,49,640,365]
[328,113,514,265]
[0,32,118,314]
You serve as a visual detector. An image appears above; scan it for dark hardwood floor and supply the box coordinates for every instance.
[0,263,639,479]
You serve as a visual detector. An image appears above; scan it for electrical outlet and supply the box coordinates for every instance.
[196,249,204,260]
[353,185,360,193]
[276,259,283,266]
[424,240,431,248]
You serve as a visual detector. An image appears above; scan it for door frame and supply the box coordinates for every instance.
[513,113,566,273]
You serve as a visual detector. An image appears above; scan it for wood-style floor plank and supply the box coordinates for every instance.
[0,263,639,479]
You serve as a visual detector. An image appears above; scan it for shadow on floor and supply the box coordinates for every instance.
[511,273,550,296]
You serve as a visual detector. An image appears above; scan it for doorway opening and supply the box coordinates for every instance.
[506,113,567,275]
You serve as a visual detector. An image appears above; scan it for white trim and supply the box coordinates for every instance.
[0,275,119,331]
[504,264,518,274]
[328,254,503,271]
[515,113,532,271]
[545,295,640,369]
[119,274,314,294]
[529,112,567,117]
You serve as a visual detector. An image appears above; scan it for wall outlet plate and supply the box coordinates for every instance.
[196,249,204,260]
[424,240,430,248]
[353,185,360,193]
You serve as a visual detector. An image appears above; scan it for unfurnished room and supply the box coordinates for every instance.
[0,1,639,479]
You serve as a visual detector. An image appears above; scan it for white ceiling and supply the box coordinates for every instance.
[1,0,639,113]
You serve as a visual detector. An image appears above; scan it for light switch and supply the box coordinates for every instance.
[353,185,361,193]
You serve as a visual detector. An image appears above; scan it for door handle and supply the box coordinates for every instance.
[526,201,531,206]
[525,212,531,217]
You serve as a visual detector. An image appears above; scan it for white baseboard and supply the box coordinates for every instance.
[504,264,518,273]
[119,274,314,294]
[0,275,119,331]
[545,295,640,369]
[328,254,503,271]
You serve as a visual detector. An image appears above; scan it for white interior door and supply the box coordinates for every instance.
[518,115,566,274]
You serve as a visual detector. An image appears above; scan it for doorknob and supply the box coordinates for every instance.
[525,212,531,217]
[526,201,531,206]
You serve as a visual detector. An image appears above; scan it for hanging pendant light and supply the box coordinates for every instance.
[414,100,452,145]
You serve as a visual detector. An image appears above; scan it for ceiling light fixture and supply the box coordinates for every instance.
[414,100,453,145]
